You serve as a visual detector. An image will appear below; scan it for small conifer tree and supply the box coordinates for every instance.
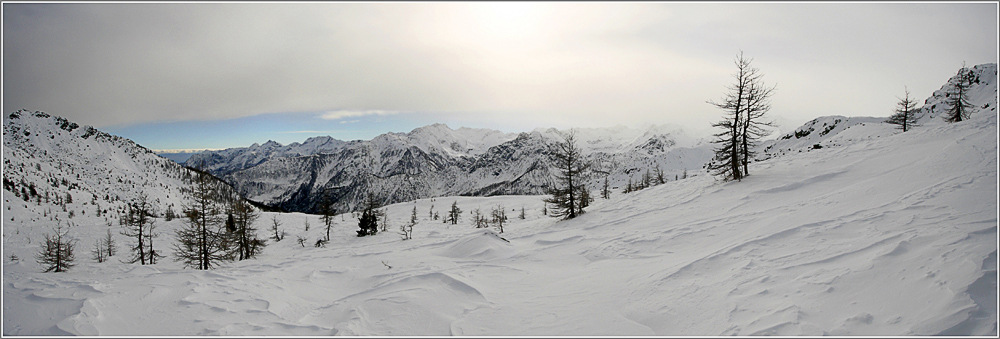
[357,209,378,237]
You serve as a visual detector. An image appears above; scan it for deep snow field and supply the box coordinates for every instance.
[3,108,998,335]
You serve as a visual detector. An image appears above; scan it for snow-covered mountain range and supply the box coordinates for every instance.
[185,122,714,214]
[1,63,995,336]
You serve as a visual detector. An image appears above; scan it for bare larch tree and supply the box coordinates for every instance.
[886,87,919,132]
[544,132,590,219]
[707,52,775,181]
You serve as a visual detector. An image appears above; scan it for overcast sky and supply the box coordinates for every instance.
[3,2,997,150]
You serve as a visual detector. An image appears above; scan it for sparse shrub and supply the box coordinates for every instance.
[91,229,117,263]
[491,204,507,234]
[471,208,489,228]
[400,206,416,240]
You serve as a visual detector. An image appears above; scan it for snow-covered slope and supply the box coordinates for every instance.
[187,123,713,214]
[3,91,995,335]
[1,110,251,286]
[2,110,197,226]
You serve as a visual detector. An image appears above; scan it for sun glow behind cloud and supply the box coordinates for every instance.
[373,2,725,130]
[468,3,552,42]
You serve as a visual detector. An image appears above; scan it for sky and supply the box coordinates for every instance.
[3,2,997,151]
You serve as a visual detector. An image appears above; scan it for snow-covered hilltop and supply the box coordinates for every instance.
[759,63,998,161]
[186,122,713,214]
[2,110,195,223]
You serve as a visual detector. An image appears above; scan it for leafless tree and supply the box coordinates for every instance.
[446,201,462,225]
[173,169,231,270]
[120,194,157,265]
[91,228,117,263]
[470,208,489,228]
[401,206,416,240]
[707,51,774,181]
[944,62,976,123]
[37,223,75,272]
[232,200,265,260]
[320,194,336,242]
[270,215,285,241]
[491,204,508,234]
[544,132,590,219]
[886,86,919,132]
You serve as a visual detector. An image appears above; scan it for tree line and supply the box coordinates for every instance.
[36,167,270,272]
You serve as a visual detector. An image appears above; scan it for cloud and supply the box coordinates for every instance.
[2,2,996,135]
[321,110,399,121]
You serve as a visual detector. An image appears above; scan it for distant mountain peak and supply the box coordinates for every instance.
[185,121,715,213]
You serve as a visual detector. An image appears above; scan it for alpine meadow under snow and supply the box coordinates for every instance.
[2,63,997,336]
